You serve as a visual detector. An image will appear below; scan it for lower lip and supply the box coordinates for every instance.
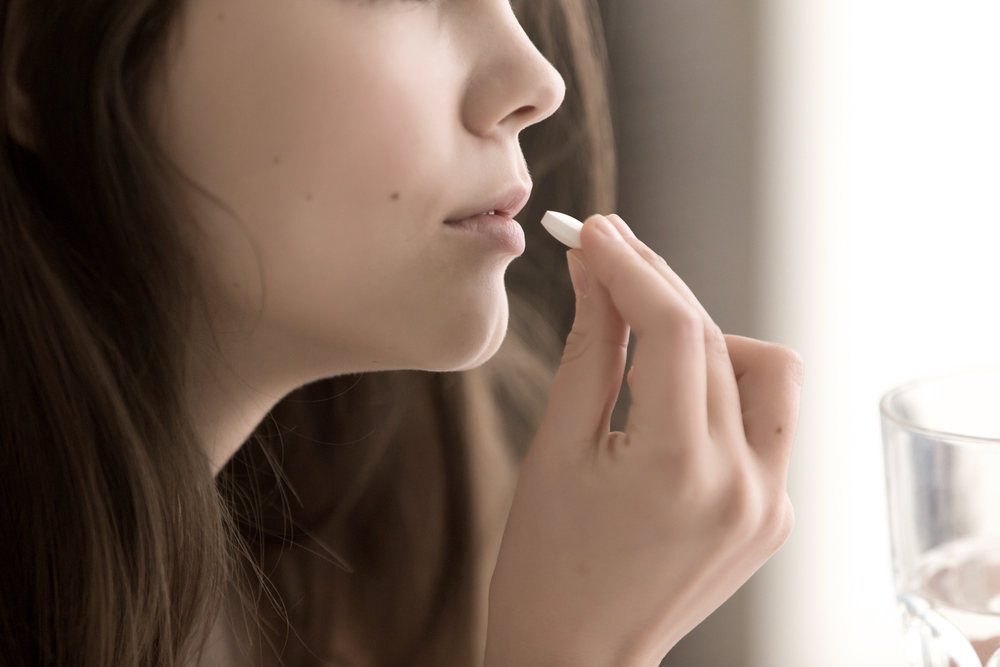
[444,213,525,255]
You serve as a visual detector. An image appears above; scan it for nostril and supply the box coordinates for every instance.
[512,104,536,119]
[494,104,542,133]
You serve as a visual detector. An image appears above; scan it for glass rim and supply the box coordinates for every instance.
[880,365,1000,445]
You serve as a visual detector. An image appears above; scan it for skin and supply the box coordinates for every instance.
[150,0,564,470]
[150,0,804,664]
[487,215,803,666]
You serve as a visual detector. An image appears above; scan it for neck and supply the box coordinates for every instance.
[185,333,289,474]
[183,306,329,473]
[184,307,411,473]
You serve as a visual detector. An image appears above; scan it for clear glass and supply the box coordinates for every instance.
[882,368,1000,667]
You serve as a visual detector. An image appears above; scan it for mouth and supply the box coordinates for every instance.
[443,185,530,255]
[444,185,532,225]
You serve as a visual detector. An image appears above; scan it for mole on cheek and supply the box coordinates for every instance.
[218,12,225,20]
[273,156,281,166]
[305,193,313,201]
[390,192,400,201]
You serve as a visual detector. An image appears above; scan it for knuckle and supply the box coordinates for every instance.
[768,345,805,389]
[715,466,762,539]
[627,235,665,265]
[647,248,670,272]
[560,329,592,366]
[778,494,796,541]
[655,305,702,345]
[762,492,795,551]
[783,350,805,389]
[704,322,728,358]
[675,458,761,542]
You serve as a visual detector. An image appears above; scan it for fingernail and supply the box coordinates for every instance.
[567,251,590,297]
[593,215,622,241]
[607,214,636,239]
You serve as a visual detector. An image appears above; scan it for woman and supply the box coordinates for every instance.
[0,0,803,665]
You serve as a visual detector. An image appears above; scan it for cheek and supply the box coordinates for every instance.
[245,56,488,365]
[159,0,510,371]
[159,0,459,251]
[262,239,514,371]
[208,21,455,281]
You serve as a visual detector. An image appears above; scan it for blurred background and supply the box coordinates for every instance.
[596,0,1000,664]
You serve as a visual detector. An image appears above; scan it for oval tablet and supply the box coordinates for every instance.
[541,210,583,249]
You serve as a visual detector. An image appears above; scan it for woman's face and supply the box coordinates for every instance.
[152,0,564,381]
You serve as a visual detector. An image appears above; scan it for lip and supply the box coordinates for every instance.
[443,184,530,255]
[445,213,526,255]
[444,185,532,224]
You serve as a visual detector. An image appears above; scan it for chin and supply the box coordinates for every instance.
[453,319,508,371]
[425,298,510,372]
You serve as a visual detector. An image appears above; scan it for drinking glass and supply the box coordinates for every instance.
[882,368,1000,667]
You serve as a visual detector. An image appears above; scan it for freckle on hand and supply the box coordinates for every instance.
[305,193,313,201]
[390,192,400,201]
[776,426,784,435]
[273,156,281,165]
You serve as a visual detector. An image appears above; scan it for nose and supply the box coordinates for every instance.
[460,6,567,138]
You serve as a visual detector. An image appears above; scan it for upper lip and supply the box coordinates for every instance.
[445,184,532,223]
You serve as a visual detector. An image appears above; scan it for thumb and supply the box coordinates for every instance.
[540,248,630,446]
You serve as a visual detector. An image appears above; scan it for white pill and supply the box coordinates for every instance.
[541,210,583,249]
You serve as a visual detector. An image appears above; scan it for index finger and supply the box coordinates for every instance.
[580,215,708,442]
[605,214,744,442]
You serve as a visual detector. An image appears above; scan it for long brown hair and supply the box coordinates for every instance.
[1,0,224,665]
[0,0,614,665]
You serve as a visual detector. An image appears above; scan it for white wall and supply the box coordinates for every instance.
[752,1,1000,665]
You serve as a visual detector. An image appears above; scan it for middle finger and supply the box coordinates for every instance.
[606,214,745,443]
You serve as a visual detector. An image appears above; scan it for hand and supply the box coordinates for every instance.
[484,214,803,667]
